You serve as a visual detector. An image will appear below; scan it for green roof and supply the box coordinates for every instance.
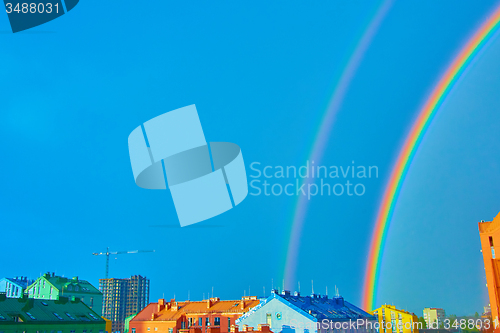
[28,274,101,295]
[0,294,104,324]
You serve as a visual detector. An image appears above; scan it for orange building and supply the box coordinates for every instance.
[130,296,261,333]
[479,212,500,332]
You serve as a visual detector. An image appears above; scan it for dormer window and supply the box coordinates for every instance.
[68,285,73,291]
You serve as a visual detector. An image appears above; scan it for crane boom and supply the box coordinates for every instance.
[92,247,155,279]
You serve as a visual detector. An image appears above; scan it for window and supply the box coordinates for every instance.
[26,312,36,320]
[206,317,210,326]
[266,313,272,325]
[214,317,220,326]
[132,330,136,333]
[491,237,496,258]
[65,312,76,320]
[68,285,73,291]
[53,313,63,320]
[89,313,99,320]
[0,314,6,320]
[228,318,231,328]
[199,318,203,326]
[168,329,173,333]
[75,286,79,292]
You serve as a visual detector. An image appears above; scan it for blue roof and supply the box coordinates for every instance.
[269,291,375,322]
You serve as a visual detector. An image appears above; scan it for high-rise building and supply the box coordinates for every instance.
[100,275,150,333]
[422,308,445,329]
[479,212,500,331]
[372,305,419,333]
[24,273,103,315]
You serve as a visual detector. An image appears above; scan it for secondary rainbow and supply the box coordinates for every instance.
[362,2,500,310]
[283,0,394,290]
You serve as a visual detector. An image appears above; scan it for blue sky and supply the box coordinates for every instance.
[1,0,499,316]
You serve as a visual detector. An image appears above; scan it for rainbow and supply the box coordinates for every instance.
[362,2,500,311]
[283,0,394,290]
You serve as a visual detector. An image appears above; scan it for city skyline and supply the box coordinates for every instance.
[1,0,500,317]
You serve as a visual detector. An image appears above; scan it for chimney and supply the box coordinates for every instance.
[258,325,271,333]
[333,296,344,306]
[242,325,248,332]
[230,325,239,333]
[240,299,245,310]
[158,299,166,312]
[293,291,300,297]
[207,298,212,308]
[172,301,179,311]
[281,290,290,296]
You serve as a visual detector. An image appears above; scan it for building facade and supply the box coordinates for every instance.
[25,272,103,315]
[0,293,109,333]
[422,308,445,329]
[129,296,261,333]
[0,277,32,298]
[479,212,500,332]
[100,275,150,333]
[236,290,376,333]
[371,305,419,333]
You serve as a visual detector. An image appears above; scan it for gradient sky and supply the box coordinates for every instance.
[1,0,499,317]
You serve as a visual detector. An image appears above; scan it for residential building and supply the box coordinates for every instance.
[129,296,261,333]
[0,277,32,298]
[0,293,109,332]
[236,290,376,333]
[422,308,445,329]
[25,272,103,315]
[100,275,150,333]
[371,305,419,333]
[479,212,500,331]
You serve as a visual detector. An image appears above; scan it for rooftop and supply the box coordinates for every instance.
[133,297,261,322]
[0,294,104,323]
[239,290,375,322]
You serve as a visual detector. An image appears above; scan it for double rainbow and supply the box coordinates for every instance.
[362,2,500,310]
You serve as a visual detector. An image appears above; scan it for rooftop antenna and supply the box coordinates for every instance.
[282,279,285,291]
[92,247,155,279]
[298,281,301,293]
[326,286,328,296]
[263,286,265,296]
[188,290,190,301]
[311,280,314,294]
[244,290,246,296]
[249,286,251,296]
[212,286,214,298]
[272,278,274,291]
[203,293,205,299]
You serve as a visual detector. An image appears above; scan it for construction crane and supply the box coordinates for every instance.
[92,247,155,279]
